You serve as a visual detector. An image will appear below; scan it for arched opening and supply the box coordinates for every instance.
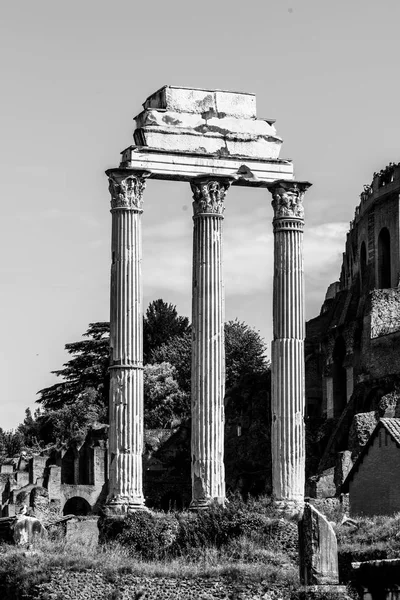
[332,336,347,417]
[63,496,91,516]
[360,241,367,289]
[378,227,391,288]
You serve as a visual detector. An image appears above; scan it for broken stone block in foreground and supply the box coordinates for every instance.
[298,501,339,586]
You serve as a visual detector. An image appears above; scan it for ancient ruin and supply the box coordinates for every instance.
[305,161,400,502]
[105,86,311,513]
[0,427,107,518]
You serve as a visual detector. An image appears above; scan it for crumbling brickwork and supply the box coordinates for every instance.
[305,162,400,482]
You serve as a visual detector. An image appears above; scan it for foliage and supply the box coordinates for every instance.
[37,388,107,444]
[336,512,400,557]
[150,331,192,393]
[101,511,179,560]
[143,299,190,363]
[37,322,110,413]
[0,496,367,599]
[18,301,269,447]
[100,496,298,561]
[144,362,190,428]
[0,429,24,458]
[225,320,269,389]
[151,320,270,398]
[16,408,44,449]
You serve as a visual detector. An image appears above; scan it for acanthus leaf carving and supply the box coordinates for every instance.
[108,172,149,210]
[270,181,311,220]
[190,179,231,216]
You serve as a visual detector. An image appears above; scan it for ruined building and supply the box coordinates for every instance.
[0,427,108,518]
[305,162,400,475]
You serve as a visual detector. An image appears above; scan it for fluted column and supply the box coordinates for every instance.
[190,177,232,509]
[268,180,312,506]
[105,169,150,515]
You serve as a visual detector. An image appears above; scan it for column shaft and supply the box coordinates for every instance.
[269,180,311,505]
[105,170,148,514]
[190,178,230,508]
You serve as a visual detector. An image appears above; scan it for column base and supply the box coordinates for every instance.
[189,497,226,511]
[273,499,304,520]
[104,496,147,517]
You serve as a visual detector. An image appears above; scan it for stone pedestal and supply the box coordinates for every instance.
[105,169,149,515]
[190,177,231,509]
[268,180,311,505]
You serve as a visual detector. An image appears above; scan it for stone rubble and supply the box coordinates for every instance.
[34,570,291,600]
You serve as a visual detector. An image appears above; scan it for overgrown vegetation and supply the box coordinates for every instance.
[335,512,400,585]
[0,497,350,600]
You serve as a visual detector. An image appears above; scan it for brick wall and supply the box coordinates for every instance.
[349,431,400,516]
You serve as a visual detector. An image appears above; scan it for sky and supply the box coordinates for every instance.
[1,0,400,429]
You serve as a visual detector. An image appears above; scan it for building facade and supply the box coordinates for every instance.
[342,418,400,516]
[306,162,400,425]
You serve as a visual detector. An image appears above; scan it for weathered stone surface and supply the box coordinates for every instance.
[13,514,46,545]
[306,468,336,499]
[190,178,229,508]
[370,289,400,338]
[105,170,150,514]
[142,86,257,118]
[349,412,377,460]
[65,517,99,546]
[298,502,339,585]
[377,390,400,418]
[334,451,352,492]
[120,146,294,187]
[31,486,50,521]
[269,181,311,503]
[134,86,282,160]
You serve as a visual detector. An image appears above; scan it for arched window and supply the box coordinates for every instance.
[360,241,367,289]
[332,336,346,417]
[378,227,391,288]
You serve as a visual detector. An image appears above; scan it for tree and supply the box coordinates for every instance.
[150,331,192,393]
[37,322,110,412]
[225,320,269,390]
[17,408,44,449]
[144,362,189,428]
[0,429,24,457]
[27,304,269,445]
[143,299,190,363]
[151,320,269,394]
[38,388,107,445]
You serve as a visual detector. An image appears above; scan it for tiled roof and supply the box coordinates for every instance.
[380,418,400,445]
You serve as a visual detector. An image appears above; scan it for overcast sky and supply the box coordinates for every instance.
[1,0,399,429]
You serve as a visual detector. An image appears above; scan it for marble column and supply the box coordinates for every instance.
[190,177,232,509]
[105,169,150,514]
[268,180,312,506]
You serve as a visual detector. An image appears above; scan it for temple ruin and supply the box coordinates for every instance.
[105,86,311,513]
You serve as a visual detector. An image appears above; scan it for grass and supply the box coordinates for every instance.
[0,535,300,599]
[0,496,367,599]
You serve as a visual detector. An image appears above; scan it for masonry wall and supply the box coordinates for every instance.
[349,431,400,516]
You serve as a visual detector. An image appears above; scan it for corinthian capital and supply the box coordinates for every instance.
[269,180,312,220]
[190,178,232,216]
[107,170,150,211]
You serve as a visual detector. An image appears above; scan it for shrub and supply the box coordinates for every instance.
[100,512,179,560]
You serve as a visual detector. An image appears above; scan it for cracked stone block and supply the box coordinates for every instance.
[298,502,339,585]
